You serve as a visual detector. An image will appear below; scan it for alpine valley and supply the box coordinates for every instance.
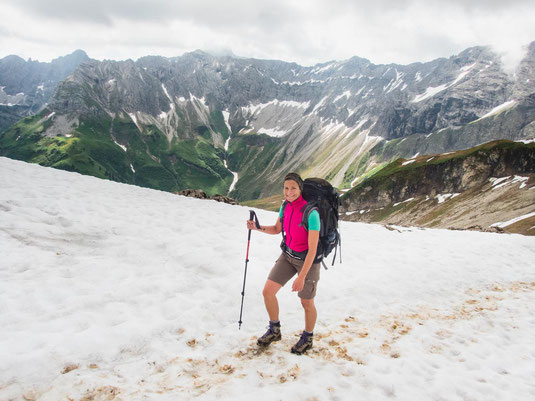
[1,44,535,230]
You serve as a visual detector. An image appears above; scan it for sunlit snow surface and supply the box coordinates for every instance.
[1,157,535,401]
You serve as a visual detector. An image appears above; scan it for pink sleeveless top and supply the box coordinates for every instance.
[282,195,309,252]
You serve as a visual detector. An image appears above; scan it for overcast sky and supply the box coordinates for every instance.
[1,0,534,71]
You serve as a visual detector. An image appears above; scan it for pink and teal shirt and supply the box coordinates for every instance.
[279,195,320,253]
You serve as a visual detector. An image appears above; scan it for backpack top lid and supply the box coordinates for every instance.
[302,178,340,211]
[299,177,340,233]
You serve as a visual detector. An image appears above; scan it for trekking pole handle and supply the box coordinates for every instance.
[249,210,261,230]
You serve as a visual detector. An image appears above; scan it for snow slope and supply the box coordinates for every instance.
[1,157,535,401]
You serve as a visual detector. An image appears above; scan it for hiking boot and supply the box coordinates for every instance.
[291,331,313,355]
[257,321,281,346]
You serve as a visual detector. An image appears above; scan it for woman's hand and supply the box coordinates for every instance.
[292,275,305,292]
[246,220,259,230]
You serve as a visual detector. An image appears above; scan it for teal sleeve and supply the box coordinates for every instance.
[279,205,284,219]
[308,210,320,231]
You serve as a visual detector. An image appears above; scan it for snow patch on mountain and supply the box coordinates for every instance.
[436,193,460,203]
[384,70,405,93]
[312,95,330,113]
[258,127,287,137]
[161,84,173,102]
[0,86,26,106]
[243,99,311,116]
[412,63,476,103]
[490,211,535,228]
[477,100,518,120]
[224,136,239,193]
[110,136,126,152]
[334,91,351,102]
[490,176,530,190]
[128,112,142,132]
[222,110,232,134]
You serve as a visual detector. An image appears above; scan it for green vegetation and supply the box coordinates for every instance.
[0,110,234,196]
[241,194,285,212]
[227,133,283,200]
[209,110,230,139]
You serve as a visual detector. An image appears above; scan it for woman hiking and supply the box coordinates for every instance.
[246,172,321,355]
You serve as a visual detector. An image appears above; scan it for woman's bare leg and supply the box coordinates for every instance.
[262,279,282,321]
[300,298,317,332]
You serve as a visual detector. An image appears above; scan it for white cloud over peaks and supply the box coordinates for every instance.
[0,0,534,68]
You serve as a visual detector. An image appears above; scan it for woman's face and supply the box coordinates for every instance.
[284,179,301,203]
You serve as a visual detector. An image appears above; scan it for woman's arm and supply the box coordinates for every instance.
[292,230,320,292]
[246,217,282,235]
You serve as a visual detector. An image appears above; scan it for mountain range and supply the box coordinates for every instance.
[1,44,534,202]
[0,50,90,133]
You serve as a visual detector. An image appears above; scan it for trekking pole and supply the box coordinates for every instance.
[238,210,261,330]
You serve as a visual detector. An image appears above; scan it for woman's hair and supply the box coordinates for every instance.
[284,172,303,191]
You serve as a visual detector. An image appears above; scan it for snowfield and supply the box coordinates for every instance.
[1,156,535,401]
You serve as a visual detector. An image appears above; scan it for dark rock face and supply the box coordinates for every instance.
[177,189,239,205]
[211,194,240,205]
[177,189,209,199]
[339,141,535,236]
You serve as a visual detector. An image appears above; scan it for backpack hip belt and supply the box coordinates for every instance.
[280,241,323,264]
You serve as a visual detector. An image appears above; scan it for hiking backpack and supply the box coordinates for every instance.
[281,177,341,269]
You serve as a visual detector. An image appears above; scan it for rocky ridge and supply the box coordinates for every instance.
[340,140,535,235]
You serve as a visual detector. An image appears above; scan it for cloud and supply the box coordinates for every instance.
[0,0,534,70]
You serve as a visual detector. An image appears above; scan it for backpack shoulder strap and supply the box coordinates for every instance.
[300,202,318,232]
[280,200,288,233]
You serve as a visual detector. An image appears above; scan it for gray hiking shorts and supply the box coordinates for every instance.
[268,252,320,299]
